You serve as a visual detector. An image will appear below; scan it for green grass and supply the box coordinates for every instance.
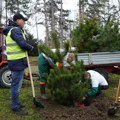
[0,81,43,120]
[104,74,120,100]
[25,56,38,73]
[29,56,38,62]
[0,56,42,120]
[1,56,120,119]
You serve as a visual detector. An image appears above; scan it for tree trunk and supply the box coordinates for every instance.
[60,0,63,48]
[51,0,55,32]
[0,0,3,25]
[118,0,120,10]
[43,0,49,46]
[79,0,84,22]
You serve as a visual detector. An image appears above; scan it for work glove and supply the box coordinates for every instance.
[82,96,91,106]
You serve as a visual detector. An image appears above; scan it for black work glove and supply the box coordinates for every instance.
[82,96,91,106]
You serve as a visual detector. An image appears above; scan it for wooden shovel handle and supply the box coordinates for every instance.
[26,52,36,97]
[115,79,120,103]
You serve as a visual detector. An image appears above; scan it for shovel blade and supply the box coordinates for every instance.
[108,108,117,116]
[33,97,44,108]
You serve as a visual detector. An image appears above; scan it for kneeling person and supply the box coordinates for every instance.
[84,69,108,97]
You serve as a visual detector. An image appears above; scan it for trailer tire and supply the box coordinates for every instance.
[0,66,12,88]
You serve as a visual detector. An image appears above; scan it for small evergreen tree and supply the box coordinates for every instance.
[95,17,120,51]
[39,32,69,64]
[38,32,89,106]
[71,17,120,52]
[71,17,100,52]
[47,60,88,106]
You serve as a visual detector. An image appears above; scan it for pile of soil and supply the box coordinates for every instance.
[38,94,115,120]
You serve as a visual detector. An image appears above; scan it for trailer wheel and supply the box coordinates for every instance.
[0,66,12,88]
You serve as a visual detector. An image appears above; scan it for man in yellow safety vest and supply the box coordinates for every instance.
[3,13,33,116]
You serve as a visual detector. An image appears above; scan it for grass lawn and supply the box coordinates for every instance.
[0,56,120,120]
[0,56,43,120]
[0,79,43,120]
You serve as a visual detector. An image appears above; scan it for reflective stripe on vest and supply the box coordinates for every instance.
[6,27,27,60]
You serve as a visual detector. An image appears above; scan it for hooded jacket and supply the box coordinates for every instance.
[3,20,33,71]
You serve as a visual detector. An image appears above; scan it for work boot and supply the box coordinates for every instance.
[12,108,28,116]
[40,94,48,100]
[40,84,48,100]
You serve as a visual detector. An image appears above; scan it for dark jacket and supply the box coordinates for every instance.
[3,20,33,71]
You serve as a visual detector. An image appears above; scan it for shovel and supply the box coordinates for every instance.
[108,79,120,116]
[26,52,44,108]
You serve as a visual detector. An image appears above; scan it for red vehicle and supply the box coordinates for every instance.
[0,26,12,88]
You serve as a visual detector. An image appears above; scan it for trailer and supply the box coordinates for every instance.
[77,51,120,74]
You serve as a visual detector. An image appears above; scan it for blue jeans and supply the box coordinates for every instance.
[11,70,24,110]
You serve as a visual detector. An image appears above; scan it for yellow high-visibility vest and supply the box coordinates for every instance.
[6,27,27,60]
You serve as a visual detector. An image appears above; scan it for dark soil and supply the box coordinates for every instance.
[30,62,116,120]
[38,94,115,120]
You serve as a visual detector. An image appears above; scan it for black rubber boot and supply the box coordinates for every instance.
[40,84,48,99]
